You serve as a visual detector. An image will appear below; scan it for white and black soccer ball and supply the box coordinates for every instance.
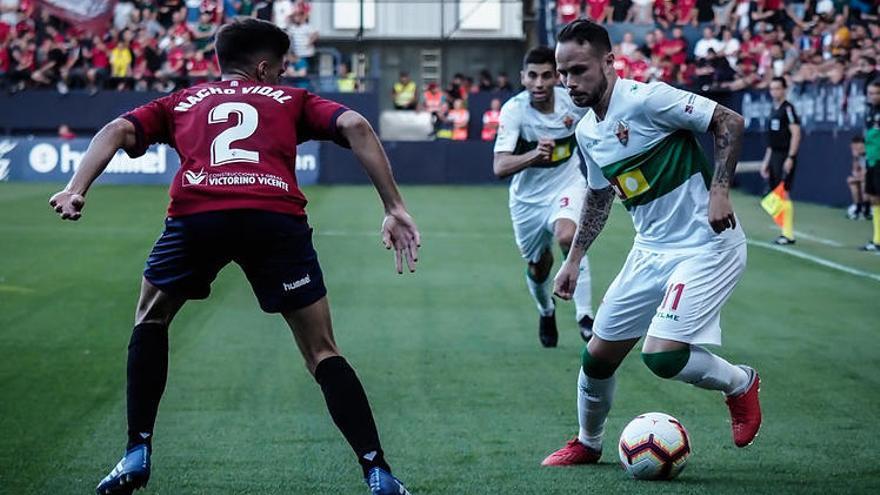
[618,412,691,480]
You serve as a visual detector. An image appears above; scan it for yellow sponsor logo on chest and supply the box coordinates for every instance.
[612,168,650,199]
[551,142,572,162]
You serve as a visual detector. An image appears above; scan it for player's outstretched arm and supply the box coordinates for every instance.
[707,104,745,233]
[554,186,615,300]
[336,110,420,274]
[48,118,137,221]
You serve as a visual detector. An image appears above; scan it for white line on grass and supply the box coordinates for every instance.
[747,240,880,283]
[320,230,880,284]
[765,226,844,247]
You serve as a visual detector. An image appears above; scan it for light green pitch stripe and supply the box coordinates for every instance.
[748,240,880,283]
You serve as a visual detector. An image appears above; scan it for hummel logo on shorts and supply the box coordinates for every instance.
[283,275,311,292]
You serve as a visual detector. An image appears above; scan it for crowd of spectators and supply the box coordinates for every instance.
[0,0,321,93]
[388,70,514,141]
[553,0,880,92]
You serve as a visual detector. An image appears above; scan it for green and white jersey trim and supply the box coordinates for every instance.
[576,79,746,253]
[495,87,588,205]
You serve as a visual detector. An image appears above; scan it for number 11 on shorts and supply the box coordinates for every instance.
[661,283,685,311]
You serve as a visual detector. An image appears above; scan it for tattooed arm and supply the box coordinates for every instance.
[553,185,616,300]
[707,104,745,233]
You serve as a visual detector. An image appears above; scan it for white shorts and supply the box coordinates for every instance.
[510,184,585,263]
[593,244,747,346]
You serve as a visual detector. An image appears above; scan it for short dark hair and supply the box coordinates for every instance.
[862,55,877,66]
[523,46,556,69]
[556,19,612,55]
[215,18,290,74]
[870,78,880,88]
[852,135,865,143]
[770,76,787,88]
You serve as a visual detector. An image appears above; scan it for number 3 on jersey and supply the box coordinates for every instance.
[209,102,259,166]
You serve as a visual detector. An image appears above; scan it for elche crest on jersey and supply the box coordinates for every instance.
[615,120,629,146]
[563,115,575,129]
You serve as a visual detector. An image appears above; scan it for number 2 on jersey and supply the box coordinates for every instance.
[209,102,259,166]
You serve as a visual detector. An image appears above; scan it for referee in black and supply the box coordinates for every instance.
[761,76,801,245]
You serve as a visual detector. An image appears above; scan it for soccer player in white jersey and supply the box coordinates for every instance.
[541,20,762,466]
[493,46,595,348]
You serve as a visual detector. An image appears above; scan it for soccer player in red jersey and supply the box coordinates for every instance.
[49,18,418,495]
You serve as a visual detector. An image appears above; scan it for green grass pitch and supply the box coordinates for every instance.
[1,183,878,494]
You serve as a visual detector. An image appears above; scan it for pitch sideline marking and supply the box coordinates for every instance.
[764,226,845,247]
[317,231,880,284]
[747,240,880,283]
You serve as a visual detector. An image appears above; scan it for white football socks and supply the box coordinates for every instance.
[577,368,616,451]
[526,271,555,316]
[672,345,750,396]
[573,255,593,320]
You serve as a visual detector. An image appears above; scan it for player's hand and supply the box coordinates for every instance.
[381,208,421,274]
[759,162,769,179]
[783,157,794,174]
[535,138,555,163]
[708,192,737,234]
[553,260,580,301]
[48,190,85,221]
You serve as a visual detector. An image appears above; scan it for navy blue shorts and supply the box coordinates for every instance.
[144,210,327,313]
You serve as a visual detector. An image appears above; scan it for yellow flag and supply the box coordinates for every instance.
[761,183,788,227]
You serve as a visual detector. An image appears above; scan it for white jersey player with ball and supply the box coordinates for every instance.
[541,19,762,468]
[493,46,595,348]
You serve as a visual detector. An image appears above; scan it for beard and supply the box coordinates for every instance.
[570,73,608,108]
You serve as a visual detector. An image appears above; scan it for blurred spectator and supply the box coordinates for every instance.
[448,98,470,140]
[446,72,465,102]
[847,135,869,219]
[192,10,218,51]
[187,49,212,84]
[58,124,75,140]
[630,0,654,24]
[86,36,111,93]
[392,71,417,109]
[114,1,137,31]
[586,0,612,23]
[557,0,582,25]
[478,69,495,91]
[481,98,501,141]
[695,0,715,25]
[157,0,184,29]
[609,0,632,23]
[496,72,513,91]
[434,101,453,139]
[629,50,651,81]
[694,26,722,60]
[110,38,133,79]
[337,62,357,93]
[0,0,21,27]
[676,0,698,26]
[283,52,309,88]
[665,27,688,65]
[720,26,741,66]
[654,0,676,29]
[273,0,295,29]
[420,81,446,115]
[620,31,638,56]
[288,10,317,70]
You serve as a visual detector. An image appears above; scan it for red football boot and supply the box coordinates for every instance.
[541,438,601,466]
[725,366,762,447]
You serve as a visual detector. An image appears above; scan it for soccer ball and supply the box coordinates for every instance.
[618,412,691,480]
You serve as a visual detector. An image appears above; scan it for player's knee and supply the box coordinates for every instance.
[581,346,618,379]
[641,348,691,379]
